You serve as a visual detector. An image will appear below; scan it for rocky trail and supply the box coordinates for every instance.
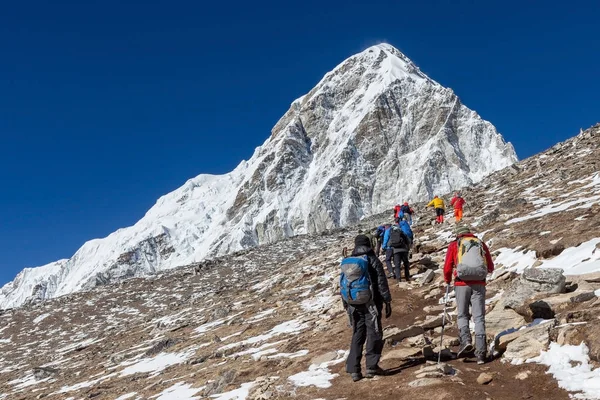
[0,124,599,399]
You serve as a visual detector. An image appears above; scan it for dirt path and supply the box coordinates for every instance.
[296,281,570,400]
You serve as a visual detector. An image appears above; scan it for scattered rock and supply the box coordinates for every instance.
[381,347,421,361]
[144,338,180,357]
[383,325,425,343]
[477,372,493,385]
[408,377,445,387]
[515,370,531,380]
[422,345,434,359]
[417,362,454,375]
[501,268,566,310]
[570,291,597,303]
[33,366,58,380]
[502,322,553,362]
[485,307,527,339]
[311,351,339,365]
[419,314,444,330]
[204,370,237,396]
[419,270,436,285]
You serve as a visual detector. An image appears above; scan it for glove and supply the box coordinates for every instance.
[384,302,392,319]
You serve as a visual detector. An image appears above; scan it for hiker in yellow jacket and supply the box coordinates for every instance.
[426,196,446,224]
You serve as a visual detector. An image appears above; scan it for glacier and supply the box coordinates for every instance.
[0,43,517,309]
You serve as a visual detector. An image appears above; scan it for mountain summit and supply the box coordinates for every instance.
[0,43,516,308]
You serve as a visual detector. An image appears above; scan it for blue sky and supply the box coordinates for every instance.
[1,0,598,284]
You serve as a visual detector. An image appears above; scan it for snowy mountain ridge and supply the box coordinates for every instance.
[0,43,517,309]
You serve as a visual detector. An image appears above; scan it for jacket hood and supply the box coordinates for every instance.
[352,246,373,256]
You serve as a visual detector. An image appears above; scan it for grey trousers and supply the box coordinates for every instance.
[455,284,487,357]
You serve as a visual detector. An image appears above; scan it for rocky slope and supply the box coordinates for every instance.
[0,43,517,309]
[0,124,598,400]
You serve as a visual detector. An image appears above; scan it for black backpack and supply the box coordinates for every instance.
[389,226,407,248]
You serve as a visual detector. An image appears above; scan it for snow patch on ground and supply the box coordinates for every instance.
[528,342,600,399]
[493,248,537,274]
[33,313,50,324]
[288,350,348,389]
[300,290,335,312]
[210,382,255,400]
[219,319,309,352]
[152,382,203,400]
[115,393,138,400]
[119,349,196,376]
[540,238,600,275]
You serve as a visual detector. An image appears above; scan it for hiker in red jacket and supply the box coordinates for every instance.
[450,192,466,223]
[393,204,401,219]
[444,225,494,364]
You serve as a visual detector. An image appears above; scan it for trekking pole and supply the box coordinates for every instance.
[438,284,451,364]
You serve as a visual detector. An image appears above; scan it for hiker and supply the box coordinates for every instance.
[340,234,392,381]
[393,204,402,219]
[426,195,446,224]
[380,224,395,278]
[450,192,466,223]
[373,225,386,257]
[400,202,414,225]
[383,219,411,282]
[443,225,494,364]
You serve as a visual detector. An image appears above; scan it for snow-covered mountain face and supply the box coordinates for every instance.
[0,43,516,309]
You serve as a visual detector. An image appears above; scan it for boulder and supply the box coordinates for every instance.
[497,320,555,353]
[477,373,493,385]
[501,322,554,363]
[486,307,527,339]
[33,367,59,380]
[419,314,445,330]
[419,270,436,285]
[408,378,445,387]
[522,268,566,292]
[381,347,421,361]
[383,325,425,343]
[500,268,566,310]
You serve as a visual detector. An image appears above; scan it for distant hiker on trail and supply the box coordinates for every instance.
[393,204,402,219]
[381,224,396,278]
[400,201,414,225]
[426,195,446,224]
[383,219,412,282]
[373,225,386,257]
[340,234,392,382]
[443,225,494,364]
[450,192,466,223]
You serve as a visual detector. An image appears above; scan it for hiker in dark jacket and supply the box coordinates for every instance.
[384,219,411,282]
[344,235,392,382]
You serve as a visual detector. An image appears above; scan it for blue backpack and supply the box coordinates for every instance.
[340,256,372,305]
[399,221,413,242]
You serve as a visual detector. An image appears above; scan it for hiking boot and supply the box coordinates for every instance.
[365,366,386,378]
[351,372,363,382]
[477,354,486,365]
[387,273,395,279]
[457,343,474,358]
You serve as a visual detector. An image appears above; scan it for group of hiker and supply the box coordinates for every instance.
[339,192,494,381]
[425,192,467,224]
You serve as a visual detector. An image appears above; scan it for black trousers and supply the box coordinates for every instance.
[346,304,383,373]
[375,238,382,257]
[385,248,394,276]
[393,251,410,281]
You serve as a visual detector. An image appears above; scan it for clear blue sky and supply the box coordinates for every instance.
[1,0,598,284]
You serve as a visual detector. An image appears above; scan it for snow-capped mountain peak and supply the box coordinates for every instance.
[0,43,517,309]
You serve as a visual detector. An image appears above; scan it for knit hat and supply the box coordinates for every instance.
[454,225,471,236]
[354,234,372,248]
